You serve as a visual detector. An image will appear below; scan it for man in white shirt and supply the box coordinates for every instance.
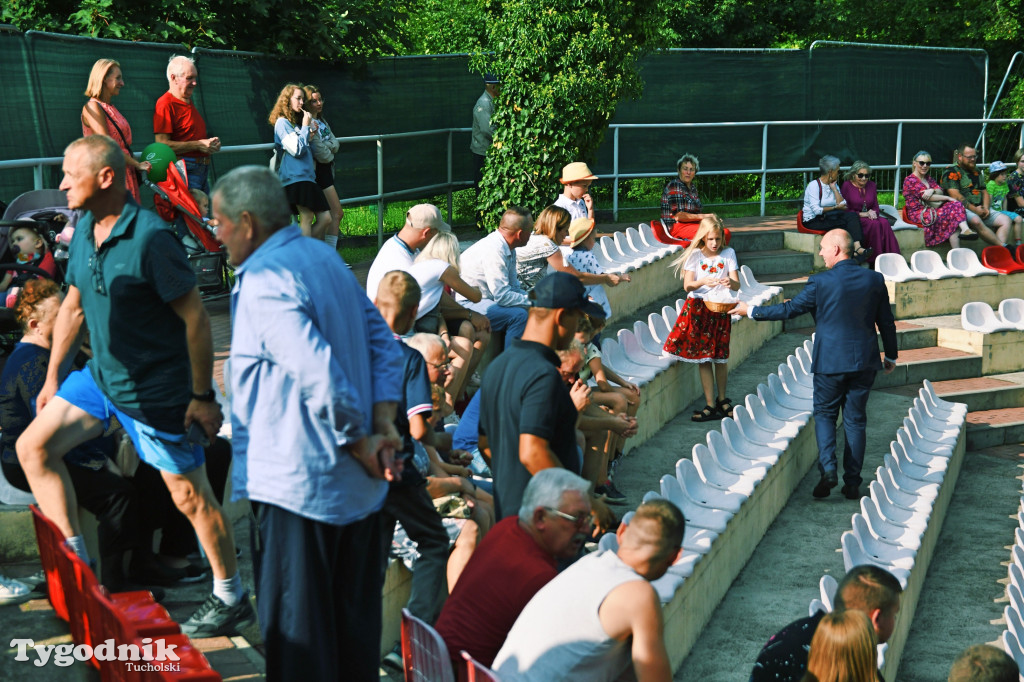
[457,206,532,341]
[365,204,449,301]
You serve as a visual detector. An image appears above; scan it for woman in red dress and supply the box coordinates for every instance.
[81,59,151,203]
[901,150,972,248]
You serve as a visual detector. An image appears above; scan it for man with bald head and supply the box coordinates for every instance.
[493,498,685,681]
[457,205,534,342]
[154,54,221,193]
[734,229,897,500]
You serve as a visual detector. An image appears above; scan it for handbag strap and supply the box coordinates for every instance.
[99,104,133,155]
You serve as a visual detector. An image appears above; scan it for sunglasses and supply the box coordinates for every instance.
[916,161,932,167]
[856,173,870,179]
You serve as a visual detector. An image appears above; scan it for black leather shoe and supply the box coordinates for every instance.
[812,472,838,499]
[841,484,862,500]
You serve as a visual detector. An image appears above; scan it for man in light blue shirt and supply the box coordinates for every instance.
[212,165,404,681]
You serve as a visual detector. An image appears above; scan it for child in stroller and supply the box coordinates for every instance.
[2,223,57,306]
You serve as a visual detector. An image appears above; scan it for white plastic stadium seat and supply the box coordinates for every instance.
[910,250,959,280]
[613,231,656,267]
[688,446,759,496]
[868,481,931,527]
[733,405,792,452]
[820,575,838,611]
[739,265,782,297]
[744,394,803,438]
[841,531,910,587]
[706,431,770,480]
[659,475,734,534]
[998,298,1024,330]
[946,248,998,277]
[639,222,682,254]
[778,363,814,399]
[600,338,658,383]
[921,379,968,417]
[787,354,813,387]
[907,406,960,442]
[884,449,944,486]
[858,502,924,551]
[674,459,747,514]
[633,321,680,363]
[809,599,827,617]
[1001,629,1024,673]
[879,204,917,231]
[962,301,1017,333]
[617,329,674,371]
[755,383,812,427]
[875,466,938,508]
[875,253,925,282]
[627,226,672,260]
[648,312,672,345]
[862,492,928,534]
[767,373,813,410]
[852,513,917,559]
[720,418,781,465]
[597,236,637,272]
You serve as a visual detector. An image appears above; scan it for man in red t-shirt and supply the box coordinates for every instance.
[434,468,592,667]
[153,55,221,194]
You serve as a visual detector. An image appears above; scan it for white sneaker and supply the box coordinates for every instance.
[0,575,32,607]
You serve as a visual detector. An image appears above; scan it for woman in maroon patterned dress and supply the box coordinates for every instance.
[901,150,971,248]
[81,59,151,203]
[840,160,900,265]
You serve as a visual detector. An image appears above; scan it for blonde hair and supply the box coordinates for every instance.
[415,231,461,269]
[804,610,878,682]
[669,215,725,278]
[268,83,304,127]
[533,205,571,242]
[84,59,120,99]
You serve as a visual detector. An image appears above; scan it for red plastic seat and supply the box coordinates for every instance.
[981,246,1024,274]
[144,633,222,682]
[649,219,690,246]
[401,607,455,682]
[796,211,827,235]
[29,504,70,621]
[90,583,180,681]
[1015,244,1024,265]
[902,206,923,228]
[460,650,500,682]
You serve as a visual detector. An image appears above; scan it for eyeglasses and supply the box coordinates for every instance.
[545,507,592,527]
[89,251,106,295]
[916,160,932,167]
[962,154,978,160]
[428,360,452,372]
[856,173,871,179]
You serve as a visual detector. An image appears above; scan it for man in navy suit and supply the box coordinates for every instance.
[734,229,897,500]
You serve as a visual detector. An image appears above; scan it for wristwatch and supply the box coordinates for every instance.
[191,389,217,402]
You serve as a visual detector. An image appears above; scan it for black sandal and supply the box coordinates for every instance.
[692,405,722,422]
[716,397,735,418]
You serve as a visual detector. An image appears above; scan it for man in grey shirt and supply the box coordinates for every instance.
[471,74,500,195]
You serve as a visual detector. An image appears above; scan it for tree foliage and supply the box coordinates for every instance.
[469,0,661,227]
[1,0,409,63]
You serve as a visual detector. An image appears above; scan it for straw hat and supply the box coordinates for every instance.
[568,217,595,247]
[559,162,598,184]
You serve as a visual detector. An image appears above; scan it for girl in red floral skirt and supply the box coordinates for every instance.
[663,216,740,422]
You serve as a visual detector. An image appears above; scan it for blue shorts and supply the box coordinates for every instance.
[997,210,1020,222]
[57,369,205,475]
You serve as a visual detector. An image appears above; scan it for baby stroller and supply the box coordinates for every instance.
[147,161,231,300]
[0,189,73,363]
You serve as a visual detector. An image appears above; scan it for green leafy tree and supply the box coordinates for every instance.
[469,0,660,228]
[2,0,409,63]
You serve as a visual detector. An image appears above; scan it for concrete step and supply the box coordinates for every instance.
[787,323,943,354]
[965,407,1024,450]
[735,249,814,277]
[726,230,785,252]
[873,347,982,389]
[878,374,1024,412]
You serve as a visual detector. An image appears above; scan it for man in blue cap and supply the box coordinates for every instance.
[478,271,608,522]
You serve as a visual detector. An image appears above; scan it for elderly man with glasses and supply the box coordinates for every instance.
[941,143,1014,247]
[154,55,221,194]
[435,468,593,668]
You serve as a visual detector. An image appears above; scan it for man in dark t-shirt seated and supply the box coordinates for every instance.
[434,468,592,667]
[749,564,903,682]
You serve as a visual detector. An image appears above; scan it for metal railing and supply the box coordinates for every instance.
[4,118,1023,233]
[607,117,1024,219]
[0,127,473,247]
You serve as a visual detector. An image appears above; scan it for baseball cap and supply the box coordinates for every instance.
[529,272,605,318]
[989,160,1008,174]
[483,73,500,84]
[406,204,451,233]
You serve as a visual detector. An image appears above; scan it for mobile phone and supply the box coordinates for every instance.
[186,421,211,448]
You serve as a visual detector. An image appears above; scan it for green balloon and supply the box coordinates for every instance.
[140,142,177,182]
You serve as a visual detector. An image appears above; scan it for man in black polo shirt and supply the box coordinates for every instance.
[478,272,606,521]
[17,135,252,637]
